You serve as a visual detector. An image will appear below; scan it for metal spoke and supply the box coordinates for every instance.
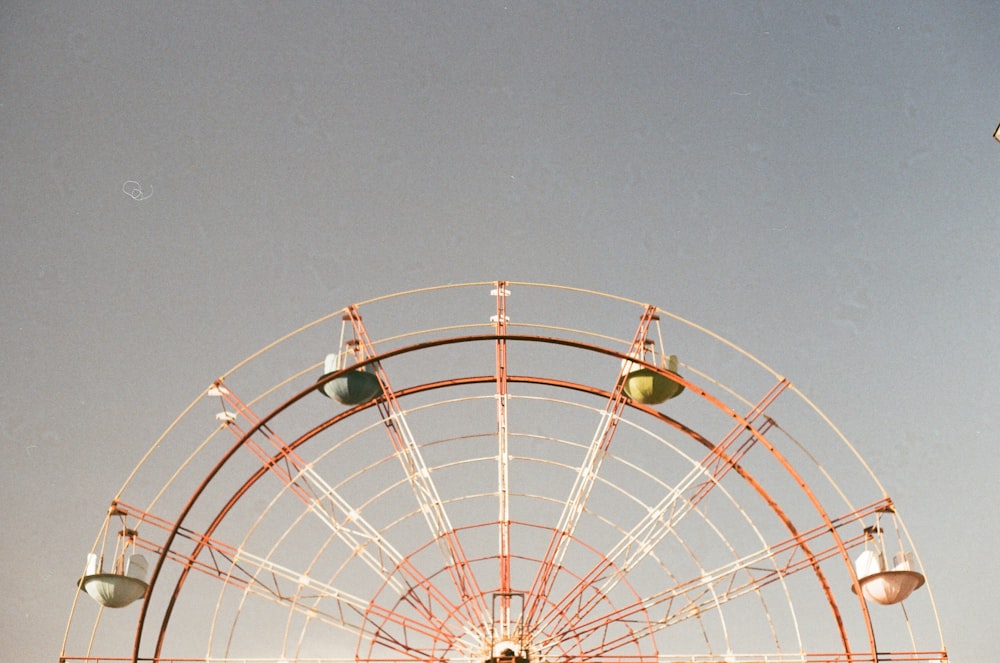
[535,500,890,658]
[533,378,789,636]
[494,283,514,635]
[113,502,451,660]
[346,307,491,628]
[219,387,439,597]
[525,305,659,626]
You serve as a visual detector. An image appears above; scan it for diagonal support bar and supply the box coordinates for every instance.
[345,306,491,629]
[525,305,660,626]
[212,384,463,641]
[114,502,444,649]
[534,499,890,660]
[532,378,790,635]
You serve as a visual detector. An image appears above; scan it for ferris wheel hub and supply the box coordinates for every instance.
[485,639,529,663]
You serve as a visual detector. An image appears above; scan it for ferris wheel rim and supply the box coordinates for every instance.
[61,281,947,663]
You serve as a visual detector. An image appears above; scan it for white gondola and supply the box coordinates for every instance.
[852,511,925,605]
[78,508,149,608]
[78,553,149,608]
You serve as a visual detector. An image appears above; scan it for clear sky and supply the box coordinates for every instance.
[2,2,997,661]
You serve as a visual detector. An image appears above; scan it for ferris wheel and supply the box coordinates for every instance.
[61,281,948,663]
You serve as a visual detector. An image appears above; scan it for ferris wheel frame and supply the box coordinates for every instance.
[60,281,948,663]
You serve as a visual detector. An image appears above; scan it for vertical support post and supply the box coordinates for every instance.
[493,282,512,635]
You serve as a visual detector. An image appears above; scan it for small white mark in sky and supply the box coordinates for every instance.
[122,180,153,201]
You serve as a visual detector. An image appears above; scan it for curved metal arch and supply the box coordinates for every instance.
[130,332,874,662]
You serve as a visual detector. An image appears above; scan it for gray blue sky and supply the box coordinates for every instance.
[2,2,998,661]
